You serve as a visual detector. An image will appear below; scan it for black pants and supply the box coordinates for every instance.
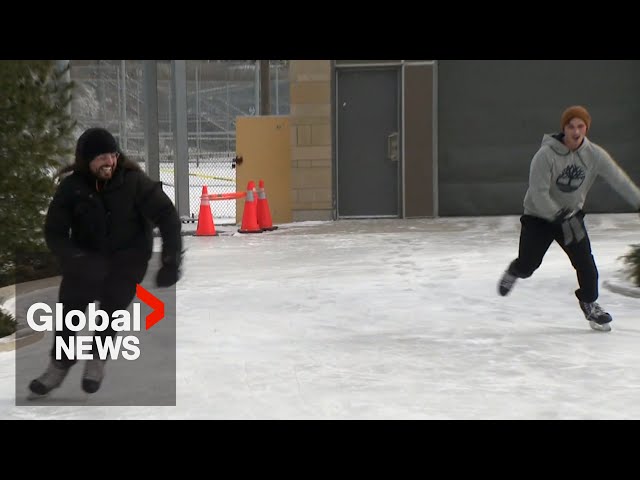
[51,261,148,367]
[508,213,598,303]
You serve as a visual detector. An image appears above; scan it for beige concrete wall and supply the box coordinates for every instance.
[289,61,333,221]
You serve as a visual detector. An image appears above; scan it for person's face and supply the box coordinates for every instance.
[563,117,588,151]
[89,152,119,180]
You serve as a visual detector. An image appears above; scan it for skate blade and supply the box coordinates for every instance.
[26,391,51,401]
[589,321,611,332]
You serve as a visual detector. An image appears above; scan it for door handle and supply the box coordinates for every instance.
[232,155,243,169]
[387,132,399,162]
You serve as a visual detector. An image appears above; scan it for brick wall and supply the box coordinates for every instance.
[289,61,333,221]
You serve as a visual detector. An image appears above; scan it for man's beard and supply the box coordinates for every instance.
[94,165,114,180]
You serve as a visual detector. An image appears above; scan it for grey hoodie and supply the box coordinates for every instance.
[523,134,640,221]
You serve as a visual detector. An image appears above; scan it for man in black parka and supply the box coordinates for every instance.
[29,127,183,397]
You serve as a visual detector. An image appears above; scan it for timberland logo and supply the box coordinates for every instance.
[25,284,163,361]
[556,164,585,192]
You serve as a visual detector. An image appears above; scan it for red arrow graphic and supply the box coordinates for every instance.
[136,284,165,330]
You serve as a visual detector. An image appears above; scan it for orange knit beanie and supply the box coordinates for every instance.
[561,105,591,131]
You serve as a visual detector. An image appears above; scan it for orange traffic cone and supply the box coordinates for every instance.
[257,179,277,231]
[238,181,262,234]
[196,185,217,236]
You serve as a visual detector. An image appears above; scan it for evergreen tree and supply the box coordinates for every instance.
[0,60,76,285]
[621,244,640,287]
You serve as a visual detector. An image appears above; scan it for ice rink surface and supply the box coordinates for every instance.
[2,213,640,419]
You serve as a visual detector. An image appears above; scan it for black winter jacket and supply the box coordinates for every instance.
[44,159,182,271]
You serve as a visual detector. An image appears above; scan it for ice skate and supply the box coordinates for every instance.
[28,360,72,398]
[498,270,518,296]
[579,301,612,332]
[82,359,107,394]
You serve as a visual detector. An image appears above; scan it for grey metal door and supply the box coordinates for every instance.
[337,68,400,217]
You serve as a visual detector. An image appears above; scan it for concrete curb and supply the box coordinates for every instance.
[603,278,640,299]
[0,331,45,352]
[0,276,61,352]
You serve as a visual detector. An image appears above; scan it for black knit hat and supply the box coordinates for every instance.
[76,127,119,165]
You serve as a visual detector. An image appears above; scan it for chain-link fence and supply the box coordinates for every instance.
[69,60,290,224]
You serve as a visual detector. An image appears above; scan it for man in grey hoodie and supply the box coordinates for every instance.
[498,105,640,332]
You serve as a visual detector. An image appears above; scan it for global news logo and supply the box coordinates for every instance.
[25,284,164,361]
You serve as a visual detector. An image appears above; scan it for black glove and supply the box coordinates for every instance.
[156,251,182,288]
[553,208,586,246]
[62,250,108,282]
